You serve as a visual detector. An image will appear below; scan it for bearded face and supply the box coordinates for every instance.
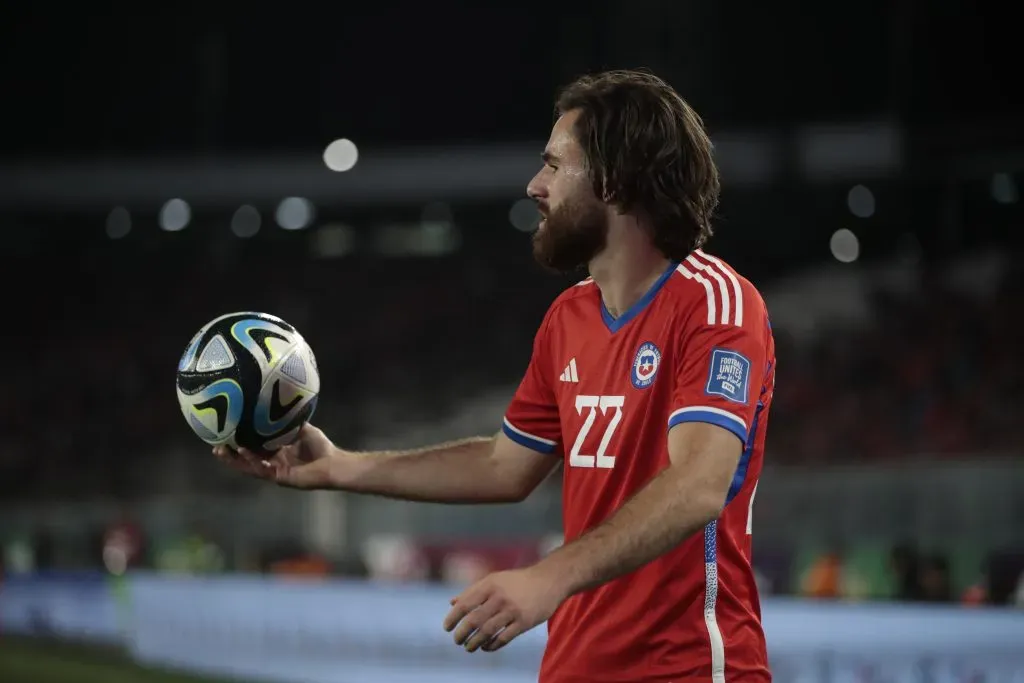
[531,192,609,274]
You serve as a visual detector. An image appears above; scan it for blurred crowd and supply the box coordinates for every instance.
[771,258,1024,462]
[792,541,1024,607]
[2,230,1022,607]
[1,236,1022,498]
[1,234,554,498]
[5,516,1024,608]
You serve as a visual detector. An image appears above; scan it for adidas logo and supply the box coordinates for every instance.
[559,358,579,383]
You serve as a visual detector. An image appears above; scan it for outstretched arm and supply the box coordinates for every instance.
[329,431,559,504]
[218,425,559,504]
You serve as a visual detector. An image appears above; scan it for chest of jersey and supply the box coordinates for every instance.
[550,297,677,522]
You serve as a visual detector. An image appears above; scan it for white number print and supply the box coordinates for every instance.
[568,395,625,469]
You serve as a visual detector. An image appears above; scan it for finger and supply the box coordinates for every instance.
[267,445,302,477]
[443,585,487,632]
[464,612,513,653]
[481,621,524,652]
[235,446,263,467]
[452,599,501,647]
[271,444,299,466]
[443,598,469,632]
[213,446,253,473]
[236,448,275,478]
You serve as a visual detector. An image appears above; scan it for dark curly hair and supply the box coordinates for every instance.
[555,69,720,259]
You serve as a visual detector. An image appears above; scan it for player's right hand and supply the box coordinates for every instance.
[212,423,336,489]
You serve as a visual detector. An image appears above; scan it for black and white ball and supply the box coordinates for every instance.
[176,312,320,453]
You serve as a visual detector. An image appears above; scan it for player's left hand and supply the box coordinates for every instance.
[443,565,568,653]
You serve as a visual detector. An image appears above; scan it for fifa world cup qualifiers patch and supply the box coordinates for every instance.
[705,348,751,404]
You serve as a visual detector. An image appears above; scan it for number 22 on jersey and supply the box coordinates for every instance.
[568,394,625,469]
[566,392,758,536]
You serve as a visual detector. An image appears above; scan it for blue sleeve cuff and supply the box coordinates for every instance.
[668,407,748,445]
[502,418,558,454]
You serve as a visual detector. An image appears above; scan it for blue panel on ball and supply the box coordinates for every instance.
[189,413,219,442]
[189,378,245,437]
[230,318,290,366]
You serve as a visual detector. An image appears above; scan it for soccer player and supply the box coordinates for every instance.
[216,68,775,683]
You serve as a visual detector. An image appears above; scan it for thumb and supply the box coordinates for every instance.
[298,422,327,443]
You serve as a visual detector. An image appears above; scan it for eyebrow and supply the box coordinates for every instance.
[541,151,560,165]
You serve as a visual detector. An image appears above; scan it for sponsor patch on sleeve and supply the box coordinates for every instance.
[705,348,751,404]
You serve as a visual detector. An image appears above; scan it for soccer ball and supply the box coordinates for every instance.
[175,312,320,453]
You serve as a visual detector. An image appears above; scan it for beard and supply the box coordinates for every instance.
[531,196,609,274]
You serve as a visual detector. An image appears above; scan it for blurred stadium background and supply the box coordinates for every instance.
[1,2,1023,682]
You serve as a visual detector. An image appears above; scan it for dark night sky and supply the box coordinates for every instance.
[1,1,1019,159]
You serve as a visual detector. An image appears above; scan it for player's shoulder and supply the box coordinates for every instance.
[528,276,597,340]
[663,249,767,328]
[545,276,598,317]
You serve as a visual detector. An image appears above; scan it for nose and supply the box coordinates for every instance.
[526,171,547,201]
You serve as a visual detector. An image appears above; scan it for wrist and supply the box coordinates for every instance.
[323,446,348,488]
[533,552,581,602]
[324,447,367,490]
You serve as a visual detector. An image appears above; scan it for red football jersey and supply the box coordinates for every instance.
[503,251,775,683]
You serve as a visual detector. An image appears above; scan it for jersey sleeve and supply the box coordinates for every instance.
[668,297,769,446]
[502,307,563,456]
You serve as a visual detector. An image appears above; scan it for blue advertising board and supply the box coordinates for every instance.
[3,572,1023,682]
[0,571,123,645]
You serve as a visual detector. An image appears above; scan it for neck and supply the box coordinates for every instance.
[588,224,671,319]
